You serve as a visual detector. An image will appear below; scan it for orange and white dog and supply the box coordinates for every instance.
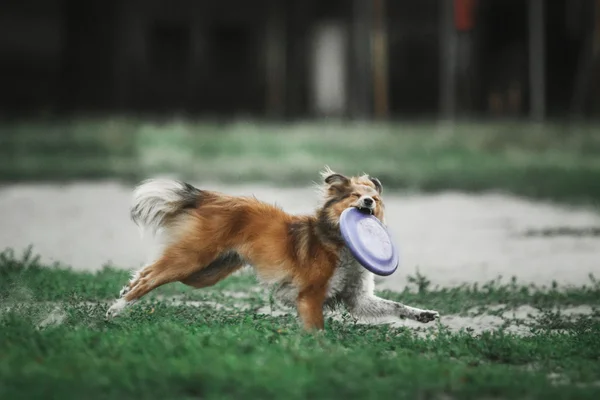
[106,167,439,330]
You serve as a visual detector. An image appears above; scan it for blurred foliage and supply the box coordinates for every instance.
[1,118,600,205]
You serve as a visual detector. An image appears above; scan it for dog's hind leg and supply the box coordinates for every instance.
[106,245,220,318]
[179,251,245,289]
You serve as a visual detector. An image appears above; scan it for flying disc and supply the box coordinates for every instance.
[339,207,400,276]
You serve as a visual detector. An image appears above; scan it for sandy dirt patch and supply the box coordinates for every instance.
[1,180,599,291]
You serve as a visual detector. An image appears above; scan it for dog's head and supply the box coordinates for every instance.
[317,166,385,225]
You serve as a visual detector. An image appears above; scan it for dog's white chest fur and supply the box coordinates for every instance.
[326,247,373,299]
[269,247,375,309]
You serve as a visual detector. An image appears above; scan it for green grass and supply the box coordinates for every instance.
[2,118,600,205]
[1,247,600,399]
[2,248,600,315]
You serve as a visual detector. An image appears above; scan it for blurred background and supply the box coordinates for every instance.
[0,0,598,194]
[1,0,600,195]
[1,0,600,285]
[2,0,600,120]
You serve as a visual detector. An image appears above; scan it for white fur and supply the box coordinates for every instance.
[319,165,337,181]
[130,179,192,237]
[106,298,133,318]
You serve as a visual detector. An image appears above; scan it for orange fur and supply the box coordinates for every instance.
[117,169,387,331]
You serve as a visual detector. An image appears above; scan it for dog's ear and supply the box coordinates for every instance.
[369,176,383,194]
[325,173,350,186]
[320,166,350,187]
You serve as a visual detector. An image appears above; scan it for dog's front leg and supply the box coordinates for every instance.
[346,294,439,323]
[296,284,328,331]
[343,273,439,324]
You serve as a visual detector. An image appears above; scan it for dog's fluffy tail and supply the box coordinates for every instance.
[130,179,201,237]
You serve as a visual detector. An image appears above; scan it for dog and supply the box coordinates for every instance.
[106,167,439,330]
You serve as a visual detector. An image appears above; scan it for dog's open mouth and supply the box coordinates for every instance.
[356,206,374,215]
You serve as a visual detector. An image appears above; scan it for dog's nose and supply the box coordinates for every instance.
[363,197,374,207]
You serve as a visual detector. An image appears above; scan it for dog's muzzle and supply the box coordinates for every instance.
[356,196,375,215]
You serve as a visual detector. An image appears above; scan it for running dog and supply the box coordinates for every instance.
[106,167,439,330]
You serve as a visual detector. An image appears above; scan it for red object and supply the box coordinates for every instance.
[454,0,477,31]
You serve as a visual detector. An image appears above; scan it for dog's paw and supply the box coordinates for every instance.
[415,310,440,323]
[105,298,128,320]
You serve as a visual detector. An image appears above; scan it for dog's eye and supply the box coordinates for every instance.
[352,193,360,198]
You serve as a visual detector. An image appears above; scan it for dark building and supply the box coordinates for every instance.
[1,0,599,120]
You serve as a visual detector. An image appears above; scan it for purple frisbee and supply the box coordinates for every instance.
[339,207,400,276]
